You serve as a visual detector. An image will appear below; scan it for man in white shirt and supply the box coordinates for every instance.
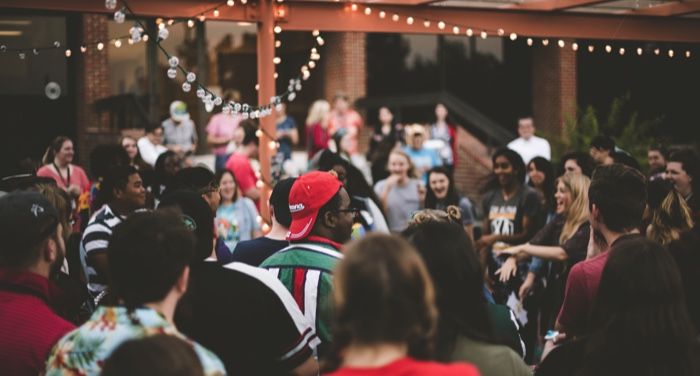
[507,117,551,164]
[137,125,168,167]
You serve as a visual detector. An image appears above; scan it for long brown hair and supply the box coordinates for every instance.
[42,136,72,165]
[325,234,438,372]
[647,180,694,245]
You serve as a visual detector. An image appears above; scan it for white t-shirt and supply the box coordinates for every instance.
[137,136,167,167]
[507,135,551,164]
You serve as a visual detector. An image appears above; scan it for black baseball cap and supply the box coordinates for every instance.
[0,191,59,265]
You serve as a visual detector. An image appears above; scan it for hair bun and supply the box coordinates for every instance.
[445,205,462,222]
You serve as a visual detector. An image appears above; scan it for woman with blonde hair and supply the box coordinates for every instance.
[646,178,694,245]
[374,149,424,232]
[325,234,479,375]
[306,99,331,158]
[497,172,592,340]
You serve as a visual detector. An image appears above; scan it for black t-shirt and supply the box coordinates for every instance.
[175,261,318,375]
[231,237,289,266]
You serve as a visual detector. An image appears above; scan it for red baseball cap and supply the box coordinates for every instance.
[287,171,343,241]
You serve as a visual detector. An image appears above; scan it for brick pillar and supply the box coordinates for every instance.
[322,32,366,104]
[532,41,577,139]
[322,32,367,152]
[454,127,494,216]
[76,14,112,168]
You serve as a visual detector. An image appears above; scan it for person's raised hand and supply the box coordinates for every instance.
[495,257,518,283]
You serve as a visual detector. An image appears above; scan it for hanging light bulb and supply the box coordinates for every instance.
[558,39,565,48]
[452,26,459,34]
[526,38,533,46]
[423,20,431,28]
[227,0,235,6]
[588,45,594,53]
[637,47,643,55]
[619,47,625,55]
[158,27,169,41]
[654,48,660,55]
[407,16,414,25]
[105,0,117,10]
[182,82,191,92]
[198,14,206,22]
[308,60,316,68]
[167,19,174,25]
[186,72,196,82]
[312,30,320,36]
[542,39,549,46]
[80,45,87,53]
[685,50,691,58]
[509,33,517,41]
[364,7,371,15]
[114,39,122,48]
[605,44,612,53]
[466,28,473,37]
[65,49,72,57]
[392,14,399,22]
[316,36,325,45]
[273,56,281,64]
[668,49,674,58]
[438,21,445,30]
[274,25,282,34]
[169,56,179,67]
[167,68,177,79]
[480,31,487,39]
[497,28,505,36]
[275,40,281,48]
[213,9,220,17]
[350,3,358,11]
[379,11,386,18]
[114,9,126,24]
[572,42,578,51]
[142,34,149,42]
[97,42,105,51]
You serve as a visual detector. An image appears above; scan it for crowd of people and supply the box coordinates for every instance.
[1,95,700,376]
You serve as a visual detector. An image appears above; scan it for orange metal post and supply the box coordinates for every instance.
[257,0,276,225]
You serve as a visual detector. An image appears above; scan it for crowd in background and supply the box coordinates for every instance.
[1,93,700,376]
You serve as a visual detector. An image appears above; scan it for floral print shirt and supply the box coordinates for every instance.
[45,306,226,375]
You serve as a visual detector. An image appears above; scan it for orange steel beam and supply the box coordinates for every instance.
[0,0,256,21]
[3,0,700,42]
[627,0,700,16]
[279,2,700,42]
[257,0,275,224]
[508,0,615,11]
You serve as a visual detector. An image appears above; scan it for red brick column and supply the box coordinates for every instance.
[322,32,366,104]
[532,41,577,139]
[76,14,112,168]
[321,32,367,152]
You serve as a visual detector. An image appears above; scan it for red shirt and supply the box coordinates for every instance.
[225,153,259,208]
[327,357,479,376]
[0,268,75,376]
[557,234,642,334]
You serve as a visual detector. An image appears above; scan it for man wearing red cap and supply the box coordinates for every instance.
[260,171,355,356]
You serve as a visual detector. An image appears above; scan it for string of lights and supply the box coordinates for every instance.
[344,2,693,60]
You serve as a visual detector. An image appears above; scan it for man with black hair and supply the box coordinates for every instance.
[648,143,669,179]
[666,148,700,222]
[555,163,647,336]
[168,166,221,213]
[137,124,167,167]
[162,190,320,375]
[260,171,355,356]
[589,135,615,166]
[0,192,75,375]
[47,211,226,375]
[80,165,146,304]
[230,177,296,266]
[225,120,261,204]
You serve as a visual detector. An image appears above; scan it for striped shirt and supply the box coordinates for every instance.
[259,240,343,357]
[80,205,123,296]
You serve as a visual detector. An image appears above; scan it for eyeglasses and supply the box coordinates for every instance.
[334,207,361,216]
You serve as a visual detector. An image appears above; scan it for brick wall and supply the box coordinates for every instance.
[454,127,494,217]
[76,14,114,169]
[532,41,577,140]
